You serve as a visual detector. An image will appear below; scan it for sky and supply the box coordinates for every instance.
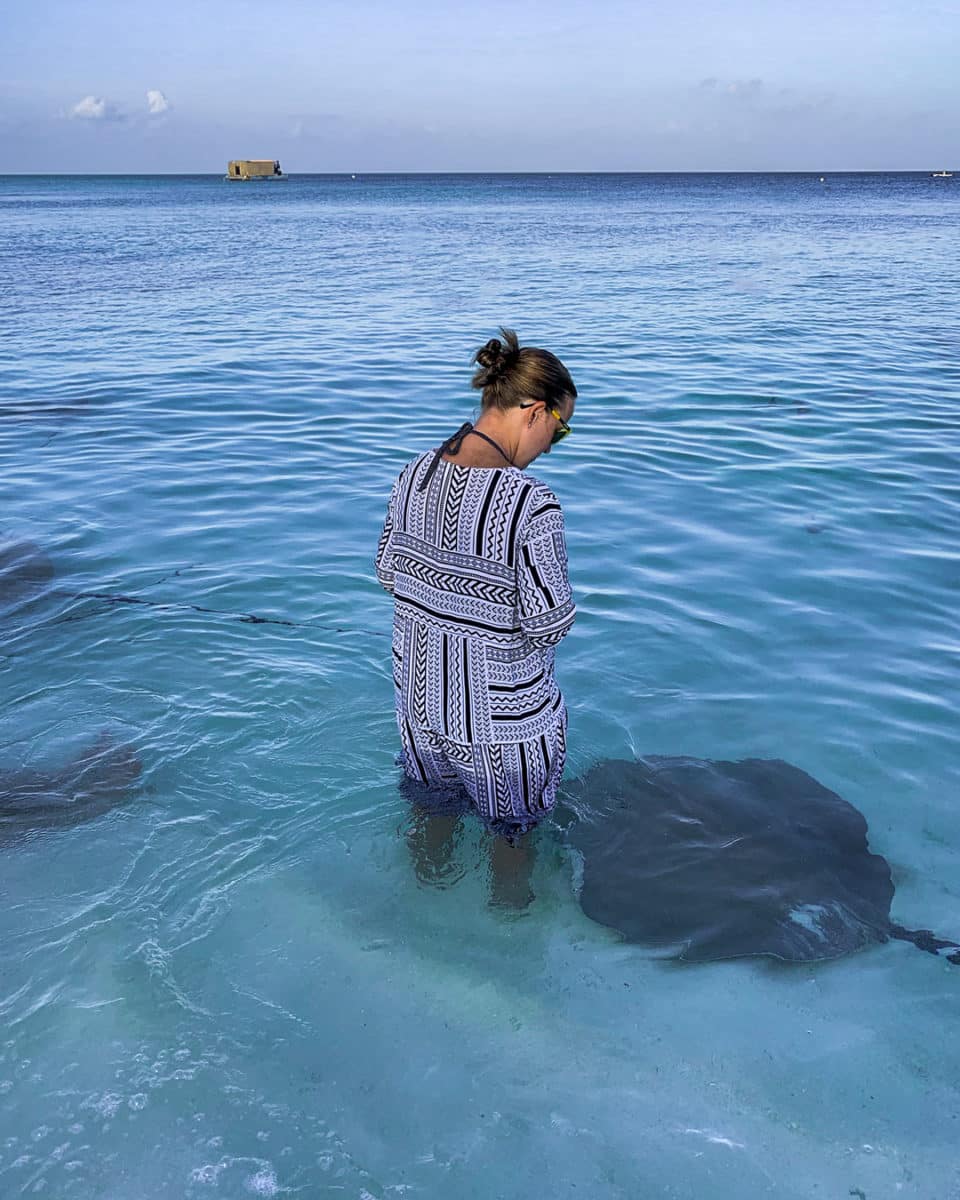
[1,0,957,172]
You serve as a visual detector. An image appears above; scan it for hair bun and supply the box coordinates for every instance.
[471,328,520,389]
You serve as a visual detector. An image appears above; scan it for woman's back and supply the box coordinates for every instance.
[376,451,575,745]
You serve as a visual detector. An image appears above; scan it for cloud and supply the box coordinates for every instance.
[69,95,124,121]
[726,79,763,96]
[146,89,169,115]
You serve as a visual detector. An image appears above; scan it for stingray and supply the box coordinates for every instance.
[0,540,55,616]
[0,731,142,843]
[563,756,960,965]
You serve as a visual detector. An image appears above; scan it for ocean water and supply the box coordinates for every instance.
[1,172,958,1198]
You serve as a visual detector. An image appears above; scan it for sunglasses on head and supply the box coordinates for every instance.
[519,401,572,445]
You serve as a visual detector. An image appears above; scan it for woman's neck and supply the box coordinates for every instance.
[442,415,518,468]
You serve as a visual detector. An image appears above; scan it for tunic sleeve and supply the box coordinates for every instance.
[375,479,399,594]
[516,486,576,647]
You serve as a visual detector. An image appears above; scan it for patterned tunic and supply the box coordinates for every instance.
[375,451,575,747]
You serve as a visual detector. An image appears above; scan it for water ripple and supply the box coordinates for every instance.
[2,172,959,1199]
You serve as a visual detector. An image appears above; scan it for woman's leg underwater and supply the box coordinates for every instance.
[452,716,568,908]
[397,716,465,887]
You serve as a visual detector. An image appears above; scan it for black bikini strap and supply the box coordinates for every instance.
[418,421,474,492]
[467,428,515,467]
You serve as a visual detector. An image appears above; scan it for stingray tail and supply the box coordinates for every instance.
[889,922,960,965]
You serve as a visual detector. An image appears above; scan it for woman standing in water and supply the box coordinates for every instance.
[375,329,577,904]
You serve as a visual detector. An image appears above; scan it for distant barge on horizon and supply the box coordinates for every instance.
[225,159,287,181]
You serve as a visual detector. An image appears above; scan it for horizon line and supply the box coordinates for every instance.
[0,168,953,177]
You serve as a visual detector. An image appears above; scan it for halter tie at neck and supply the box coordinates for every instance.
[417,422,514,491]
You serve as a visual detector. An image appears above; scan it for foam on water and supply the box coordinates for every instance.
[1,172,958,1198]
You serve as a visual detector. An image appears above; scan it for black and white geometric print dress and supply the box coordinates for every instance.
[375,450,576,833]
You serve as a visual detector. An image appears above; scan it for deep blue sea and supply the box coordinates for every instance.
[1,173,958,1199]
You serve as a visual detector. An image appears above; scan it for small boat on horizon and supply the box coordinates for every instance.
[226,159,288,181]
[931,170,953,178]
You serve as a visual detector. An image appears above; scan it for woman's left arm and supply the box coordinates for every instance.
[516,486,576,647]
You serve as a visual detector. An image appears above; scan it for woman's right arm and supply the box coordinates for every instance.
[374,479,399,594]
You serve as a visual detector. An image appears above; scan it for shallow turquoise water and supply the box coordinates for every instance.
[1,173,959,1198]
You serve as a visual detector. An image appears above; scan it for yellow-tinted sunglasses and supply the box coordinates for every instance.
[519,401,572,445]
